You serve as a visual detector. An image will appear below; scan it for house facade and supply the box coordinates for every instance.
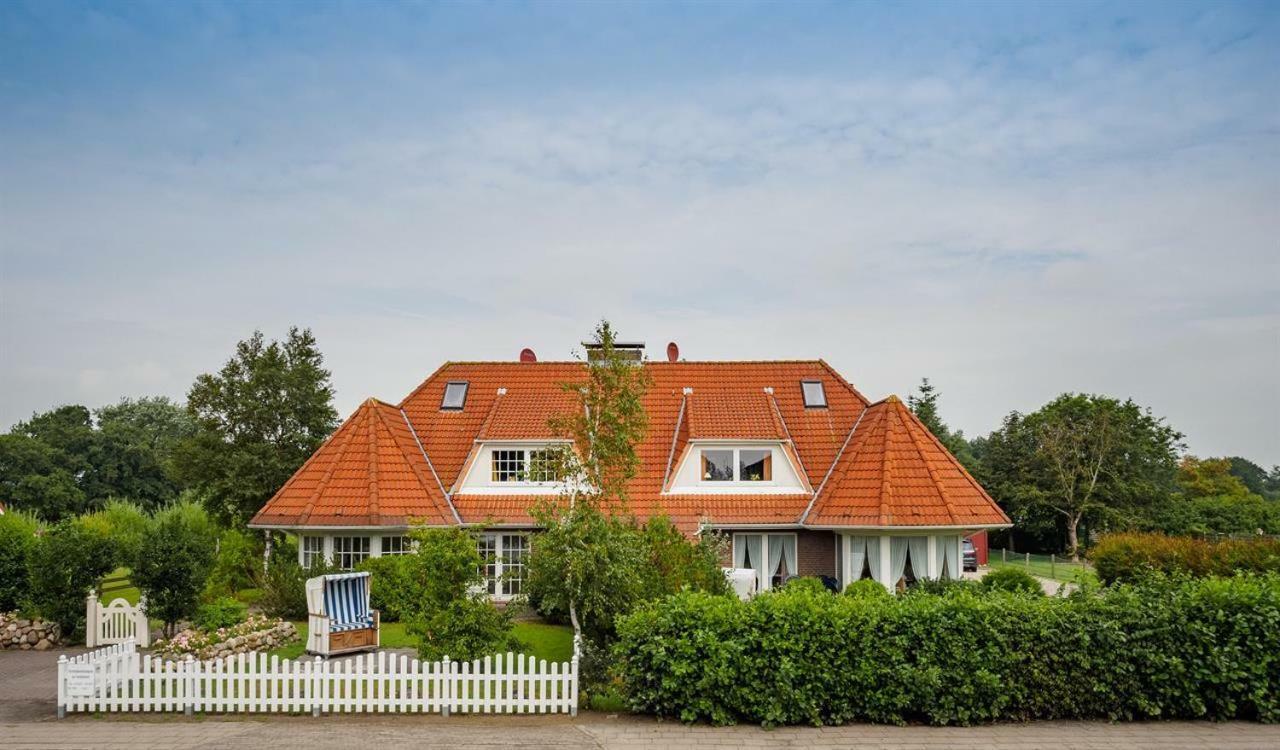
[249,345,1010,594]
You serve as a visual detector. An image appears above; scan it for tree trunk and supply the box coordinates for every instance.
[1066,515,1081,562]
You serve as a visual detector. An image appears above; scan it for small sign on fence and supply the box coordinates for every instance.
[64,664,96,698]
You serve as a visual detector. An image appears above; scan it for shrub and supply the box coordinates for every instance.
[406,528,511,661]
[842,578,891,600]
[193,596,248,632]
[258,554,332,621]
[356,554,420,622]
[981,567,1043,595]
[1092,532,1280,585]
[908,577,979,596]
[203,528,262,599]
[27,519,117,637]
[615,575,1280,726]
[75,500,151,563]
[131,501,217,637]
[0,510,41,612]
[410,597,514,662]
[782,576,831,595]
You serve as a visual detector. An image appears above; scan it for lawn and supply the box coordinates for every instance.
[267,620,576,664]
[988,553,1097,584]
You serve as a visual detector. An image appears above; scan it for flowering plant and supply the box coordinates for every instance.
[152,614,295,659]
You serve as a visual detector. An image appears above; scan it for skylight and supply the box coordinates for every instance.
[441,381,469,410]
[801,380,827,408]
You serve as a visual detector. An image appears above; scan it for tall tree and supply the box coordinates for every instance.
[907,377,977,469]
[176,327,338,526]
[1225,456,1280,501]
[1178,457,1255,500]
[981,394,1183,559]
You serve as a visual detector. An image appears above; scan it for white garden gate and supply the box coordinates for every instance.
[58,639,579,717]
[85,592,150,648]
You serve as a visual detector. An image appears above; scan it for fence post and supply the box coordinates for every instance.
[312,656,322,717]
[1002,548,1007,563]
[1051,554,1056,580]
[57,654,67,719]
[184,655,194,716]
[570,635,580,717]
[442,656,451,717]
[135,595,150,648]
[85,591,98,648]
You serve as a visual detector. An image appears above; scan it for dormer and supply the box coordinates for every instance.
[452,386,579,495]
[664,389,812,495]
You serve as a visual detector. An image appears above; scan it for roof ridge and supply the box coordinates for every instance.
[894,397,957,525]
[801,403,869,523]
[878,406,897,526]
[474,388,505,441]
[298,404,367,525]
[397,407,462,525]
[817,358,871,407]
[366,405,381,525]
[661,394,688,492]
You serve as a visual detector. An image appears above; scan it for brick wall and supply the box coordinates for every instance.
[713,529,837,579]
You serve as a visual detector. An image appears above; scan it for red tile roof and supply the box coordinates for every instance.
[804,396,1009,527]
[251,361,1009,533]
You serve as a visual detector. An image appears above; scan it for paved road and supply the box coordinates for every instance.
[5,649,1278,749]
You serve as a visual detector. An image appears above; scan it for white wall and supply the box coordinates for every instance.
[667,442,808,495]
[454,441,573,495]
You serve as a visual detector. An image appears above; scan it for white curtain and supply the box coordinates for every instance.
[908,537,930,580]
[767,535,785,588]
[780,535,797,581]
[942,535,960,580]
[865,536,881,583]
[847,535,867,583]
[888,537,910,587]
[735,534,764,589]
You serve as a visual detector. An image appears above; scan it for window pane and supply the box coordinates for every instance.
[701,450,734,481]
[441,381,469,410]
[528,449,561,483]
[739,449,772,481]
[501,534,528,596]
[302,536,323,568]
[477,535,497,594]
[491,449,526,482]
[801,381,827,408]
[333,536,370,570]
[382,536,409,555]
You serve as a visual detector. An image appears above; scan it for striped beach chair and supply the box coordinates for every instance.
[305,571,380,656]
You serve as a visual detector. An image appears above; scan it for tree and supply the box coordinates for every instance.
[132,500,217,637]
[980,394,1183,560]
[89,397,195,510]
[1225,456,1280,501]
[176,327,338,526]
[28,520,118,637]
[1177,457,1255,500]
[404,527,512,661]
[0,510,41,612]
[907,378,977,469]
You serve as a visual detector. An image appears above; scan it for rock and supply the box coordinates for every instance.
[35,639,50,651]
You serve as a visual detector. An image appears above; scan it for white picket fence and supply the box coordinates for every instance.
[85,592,150,648]
[58,639,578,717]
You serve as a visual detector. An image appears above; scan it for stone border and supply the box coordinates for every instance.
[1,611,63,651]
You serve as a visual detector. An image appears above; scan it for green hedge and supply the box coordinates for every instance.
[1092,533,1280,585]
[614,575,1280,726]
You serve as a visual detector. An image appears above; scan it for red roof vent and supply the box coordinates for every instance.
[519,348,537,363]
[666,341,679,362]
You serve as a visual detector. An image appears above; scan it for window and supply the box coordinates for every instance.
[301,536,324,568]
[477,535,498,594]
[381,536,410,556]
[501,533,528,596]
[528,448,560,483]
[492,449,527,482]
[441,381,469,410]
[801,380,827,408]
[477,533,529,598]
[733,533,797,591]
[490,447,562,483]
[701,449,734,481]
[333,536,370,570]
[739,449,772,481]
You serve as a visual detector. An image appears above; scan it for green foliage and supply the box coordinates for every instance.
[203,528,263,599]
[1225,456,1280,500]
[176,327,338,526]
[76,499,152,564]
[0,510,41,612]
[615,575,1280,726]
[356,554,420,622]
[1091,533,1280,585]
[193,596,248,632]
[1178,456,1256,500]
[28,519,117,636]
[131,500,217,636]
[257,554,333,621]
[978,393,1183,557]
[782,576,832,595]
[638,517,730,601]
[980,567,1043,595]
[0,432,88,521]
[907,378,977,469]
[1149,494,1280,536]
[841,578,892,600]
[404,528,512,661]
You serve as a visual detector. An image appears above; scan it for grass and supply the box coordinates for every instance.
[266,620,576,663]
[100,567,141,605]
[988,553,1098,584]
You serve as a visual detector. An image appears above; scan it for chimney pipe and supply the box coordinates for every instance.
[666,341,679,362]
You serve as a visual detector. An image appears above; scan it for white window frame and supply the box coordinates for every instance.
[381,535,411,556]
[731,532,798,591]
[489,447,562,485]
[699,447,777,486]
[333,536,370,570]
[477,532,530,600]
[301,536,324,569]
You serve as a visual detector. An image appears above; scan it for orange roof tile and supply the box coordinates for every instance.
[250,398,457,528]
[804,396,1010,527]
[685,391,785,439]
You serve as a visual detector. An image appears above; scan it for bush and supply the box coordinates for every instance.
[615,575,1280,726]
[76,500,151,563]
[27,520,118,637]
[842,578,891,600]
[131,501,217,637]
[981,567,1043,595]
[193,596,248,632]
[406,528,512,660]
[1092,532,1280,585]
[257,554,333,621]
[782,577,831,595]
[0,510,41,612]
[410,597,514,662]
[203,528,262,599]
[356,554,420,622]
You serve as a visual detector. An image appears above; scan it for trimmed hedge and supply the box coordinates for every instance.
[1092,533,1280,585]
[614,575,1280,726]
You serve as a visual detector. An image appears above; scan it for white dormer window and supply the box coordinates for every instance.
[700,448,774,483]
[668,442,808,495]
[491,448,561,483]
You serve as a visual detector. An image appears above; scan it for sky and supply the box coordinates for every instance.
[1,0,1277,465]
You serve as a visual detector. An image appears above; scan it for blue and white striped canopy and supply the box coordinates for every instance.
[321,571,373,631]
